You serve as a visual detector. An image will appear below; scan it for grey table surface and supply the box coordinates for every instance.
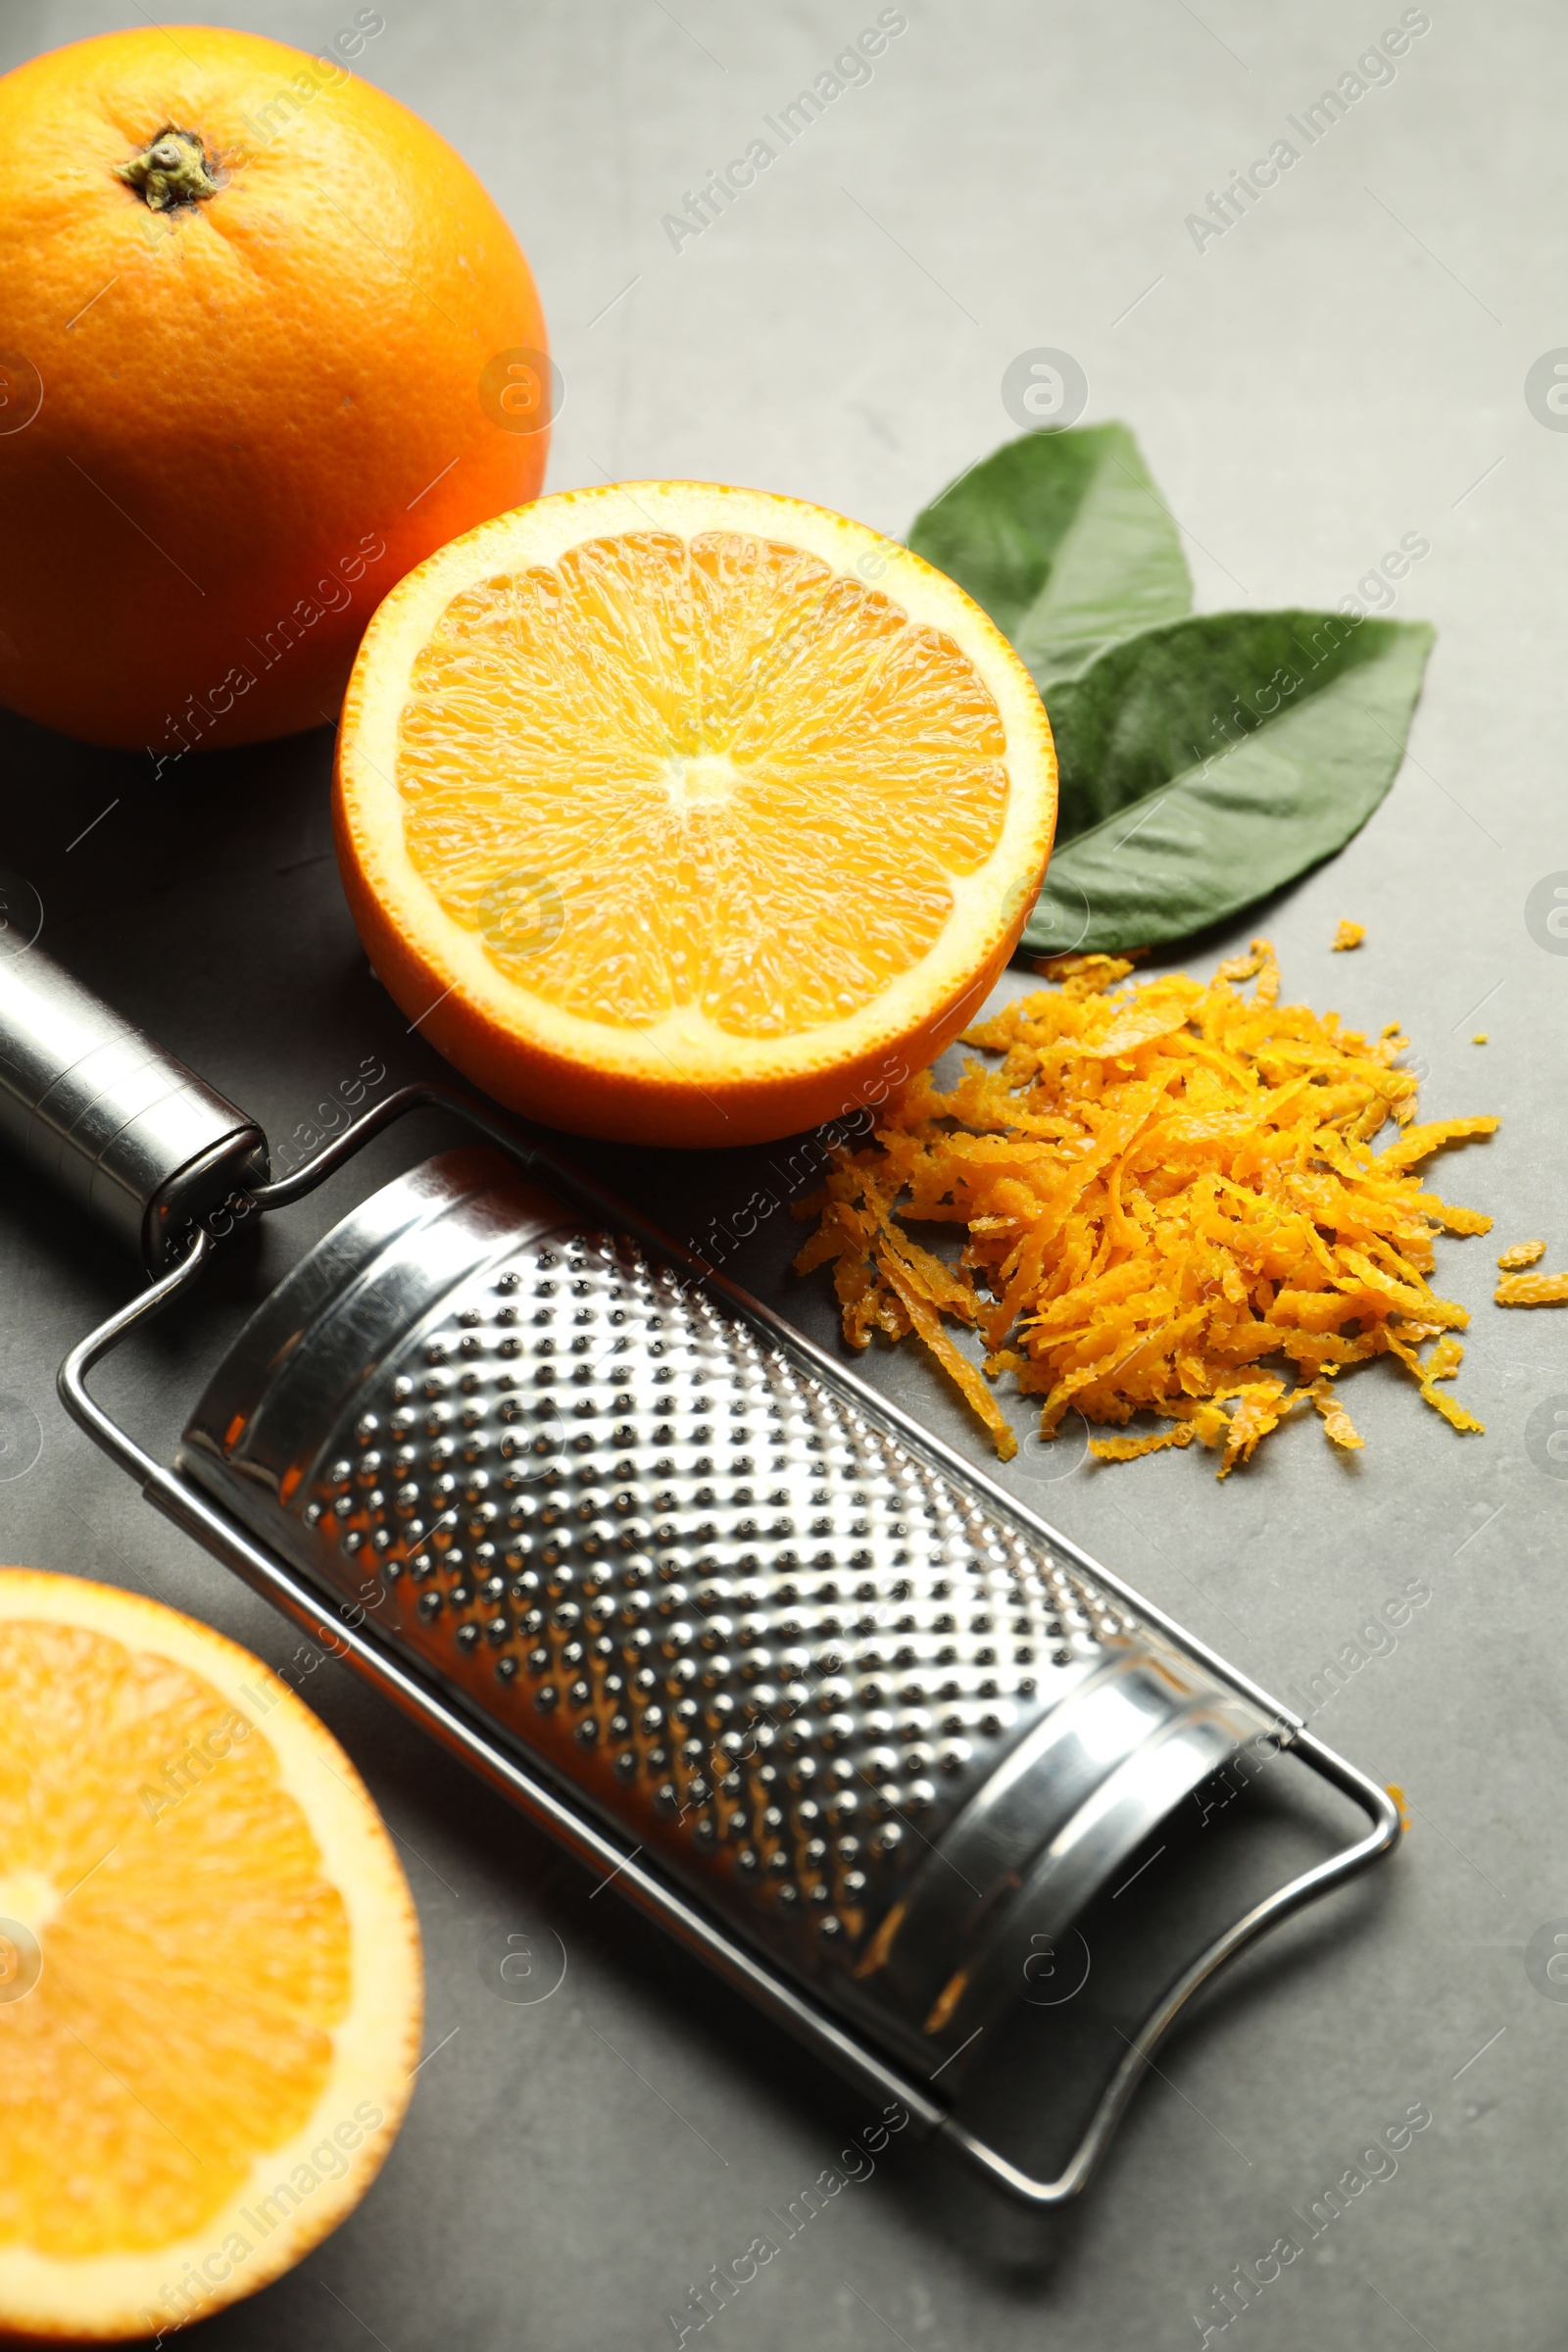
[1,0,1564,2345]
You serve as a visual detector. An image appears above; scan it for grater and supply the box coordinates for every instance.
[2,939,1399,2207]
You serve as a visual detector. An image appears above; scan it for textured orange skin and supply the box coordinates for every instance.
[0,27,547,751]
[334,783,1046,1150]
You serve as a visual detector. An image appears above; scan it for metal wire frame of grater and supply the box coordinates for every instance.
[295,1225,1133,1963]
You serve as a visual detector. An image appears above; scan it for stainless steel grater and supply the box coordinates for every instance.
[3,940,1400,2207]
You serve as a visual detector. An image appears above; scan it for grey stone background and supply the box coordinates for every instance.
[0,0,1564,2345]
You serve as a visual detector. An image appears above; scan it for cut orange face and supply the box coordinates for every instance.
[334,482,1057,1146]
[0,1571,421,2342]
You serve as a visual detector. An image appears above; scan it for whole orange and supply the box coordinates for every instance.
[0,25,549,755]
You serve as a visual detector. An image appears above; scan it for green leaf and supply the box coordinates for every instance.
[907,424,1193,690]
[1023,611,1434,957]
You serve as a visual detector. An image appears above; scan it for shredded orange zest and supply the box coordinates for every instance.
[1333,919,1366,951]
[1383,1328,1486,1432]
[1495,1269,1568,1306]
[1089,1425,1195,1463]
[1309,1376,1364,1451]
[796,939,1496,1474]
[1497,1238,1545,1270]
[1031,952,1142,996]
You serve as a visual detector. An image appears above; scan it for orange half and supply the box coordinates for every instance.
[334,481,1057,1146]
[0,1570,422,2341]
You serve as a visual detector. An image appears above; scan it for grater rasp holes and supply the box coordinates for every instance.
[301,1229,1128,1961]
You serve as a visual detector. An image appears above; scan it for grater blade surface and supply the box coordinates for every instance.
[179,1146,1273,2071]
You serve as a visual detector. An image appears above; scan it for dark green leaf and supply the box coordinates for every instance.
[1023,611,1434,956]
[908,423,1193,690]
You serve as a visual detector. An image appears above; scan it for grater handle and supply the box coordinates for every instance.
[0,937,269,1270]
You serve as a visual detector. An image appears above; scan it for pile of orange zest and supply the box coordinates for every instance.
[1495,1268,1568,1305]
[794,938,1497,1476]
[1496,1239,1545,1270]
[1332,918,1366,952]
